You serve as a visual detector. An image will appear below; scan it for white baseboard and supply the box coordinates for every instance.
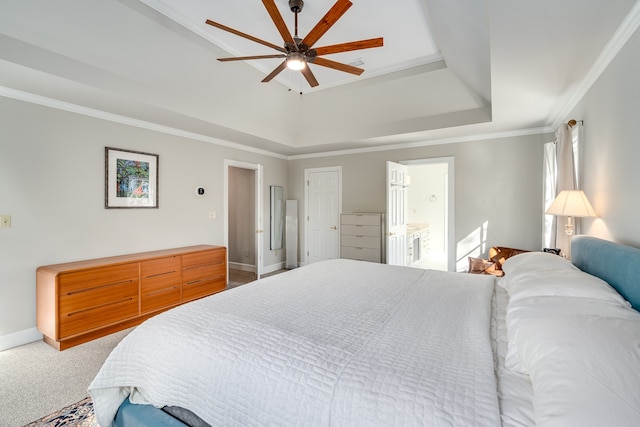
[263,262,285,275]
[229,262,285,275]
[229,262,255,272]
[0,327,42,352]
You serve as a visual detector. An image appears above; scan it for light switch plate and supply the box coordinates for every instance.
[0,215,11,228]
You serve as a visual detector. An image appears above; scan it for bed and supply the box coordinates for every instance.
[89,235,640,426]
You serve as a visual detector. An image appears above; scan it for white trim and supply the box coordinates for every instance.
[401,157,455,272]
[288,127,552,160]
[303,166,343,265]
[263,261,285,275]
[550,1,640,129]
[0,86,287,160]
[228,262,255,273]
[229,261,283,275]
[224,160,264,280]
[0,327,42,352]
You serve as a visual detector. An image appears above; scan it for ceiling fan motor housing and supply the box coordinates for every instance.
[289,0,304,13]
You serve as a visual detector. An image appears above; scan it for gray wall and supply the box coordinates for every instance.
[288,133,550,269]
[569,27,640,247]
[0,97,287,343]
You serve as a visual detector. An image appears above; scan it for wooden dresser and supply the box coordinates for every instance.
[340,213,384,263]
[36,245,226,350]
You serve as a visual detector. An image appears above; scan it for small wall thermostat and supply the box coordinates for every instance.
[196,187,205,195]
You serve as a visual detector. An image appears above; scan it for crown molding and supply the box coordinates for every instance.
[0,86,288,160]
[287,126,553,160]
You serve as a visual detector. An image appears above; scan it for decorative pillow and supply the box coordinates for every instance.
[468,257,502,276]
[502,269,630,307]
[489,246,530,271]
[542,247,561,255]
[501,251,577,275]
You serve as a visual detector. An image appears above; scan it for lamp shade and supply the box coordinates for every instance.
[545,190,597,217]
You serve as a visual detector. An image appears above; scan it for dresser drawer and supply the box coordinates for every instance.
[341,224,380,237]
[182,276,226,301]
[182,250,225,282]
[141,285,181,314]
[58,263,139,295]
[59,280,138,338]
[341,234,381,249]
[341,214,381,226]
[182,250,224,269]
[341,246,381,262]
[181,248,226,302]
[140,256,181,294]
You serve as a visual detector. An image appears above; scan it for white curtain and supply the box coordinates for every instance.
[552,123,577,256]
[542,142,557,248]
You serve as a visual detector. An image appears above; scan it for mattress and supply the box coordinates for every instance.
[89,259,503,426]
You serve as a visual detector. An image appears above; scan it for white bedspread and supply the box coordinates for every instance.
[89,260,500,426]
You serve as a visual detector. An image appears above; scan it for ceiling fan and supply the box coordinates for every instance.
[205,0,383,88]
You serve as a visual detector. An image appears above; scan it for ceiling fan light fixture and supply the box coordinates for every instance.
[286,52,306,70]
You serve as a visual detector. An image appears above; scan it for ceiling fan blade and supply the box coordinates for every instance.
[301,66,319,87]
[314,37,384,56]
[205,19,287,53]
[313,57,364,75]
[262,0,296,46]
[218,54,286,62]
[302,0,352,48]
[262,61,288,83]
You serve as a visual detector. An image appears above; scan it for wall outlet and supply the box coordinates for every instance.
[0,215,11,228]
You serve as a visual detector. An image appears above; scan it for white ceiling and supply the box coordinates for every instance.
[0,0,637,157]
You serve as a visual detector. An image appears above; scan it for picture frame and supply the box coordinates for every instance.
[105,147,159,208]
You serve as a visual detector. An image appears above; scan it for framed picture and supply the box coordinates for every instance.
[105,147,158,208]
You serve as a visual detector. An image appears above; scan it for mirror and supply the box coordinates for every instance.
[270,186,284,250]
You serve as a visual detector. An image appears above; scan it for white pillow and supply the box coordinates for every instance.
[504,295,631,374]
[501,251,577,275]
[513,299,640,426]
[503,269,630,307]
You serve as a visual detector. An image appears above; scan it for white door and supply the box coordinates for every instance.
[305,167,341,264]
[386,161,408,266]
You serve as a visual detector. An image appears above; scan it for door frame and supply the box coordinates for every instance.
[224,159,263,279]
[304,166,342,265]
[402,157,455,272]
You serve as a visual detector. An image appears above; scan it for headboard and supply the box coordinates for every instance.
[572,235,640,311]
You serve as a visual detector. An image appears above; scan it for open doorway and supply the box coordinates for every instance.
[403,157,454,271]
[225,160,263,285]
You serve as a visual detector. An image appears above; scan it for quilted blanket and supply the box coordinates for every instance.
[89,259,500,426]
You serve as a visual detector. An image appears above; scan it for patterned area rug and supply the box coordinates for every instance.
[24,397,95,427]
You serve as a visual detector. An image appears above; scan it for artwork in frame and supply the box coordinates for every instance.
[105,147,158,208]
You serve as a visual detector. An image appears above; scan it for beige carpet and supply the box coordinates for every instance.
[0,328,131,426]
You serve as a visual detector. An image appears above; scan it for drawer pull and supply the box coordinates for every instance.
[184,261,222,271]
[66,297,134,316]
[66,279,134,296]
[185,275,224,286]
[145,270,176,279]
